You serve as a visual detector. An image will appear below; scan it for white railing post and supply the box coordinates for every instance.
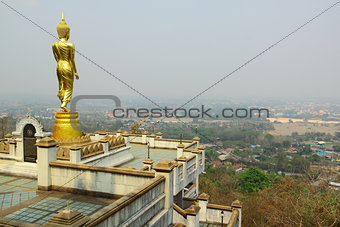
[69,146,81,163]
[36,137,57,191]
[197,193,209,222]
[8,139,16,157]
[142,131,148,144]
[177,144,184,159]
[100,138,109,153]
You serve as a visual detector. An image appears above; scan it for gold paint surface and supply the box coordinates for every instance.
[52,112,83,139]
[52,13,79,112]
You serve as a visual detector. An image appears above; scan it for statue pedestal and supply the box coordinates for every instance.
[52,112,83,139]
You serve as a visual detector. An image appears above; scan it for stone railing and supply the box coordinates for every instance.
[57,142,105,161]
[57,147,70,160]
[184,184,197,198]
[172,146,205,196]
[127,133,195,149]
[198,152,203,167]
[173,202,201,226]
[54,135,91,146]
[174,194,242,227]
[227,209,240,227]
[85,176,166,226]
[197,193,242,227]
[49,161,155,195]
[174,203,187,218]
[173,157,198,195]
[129,135,143,144]
[184,141,198,149]
[186,156,196,174]
[81,142,104,159]
[154,138,193,149]
[177,163,184,181]
[0,139,9,154]
[107,135,126,150]
[205,204,240,227]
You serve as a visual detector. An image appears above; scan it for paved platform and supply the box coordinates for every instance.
[0,175,37,211]
[118,144,177,169]
[0,160,37,178]
[0,174,115,226]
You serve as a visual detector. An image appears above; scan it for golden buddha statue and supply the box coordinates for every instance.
[52,13,79,112]
[52,13,83,139]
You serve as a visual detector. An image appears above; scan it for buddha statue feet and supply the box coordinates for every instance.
[61,102,70,112]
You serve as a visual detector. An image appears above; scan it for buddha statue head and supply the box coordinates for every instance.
[56,13,70,40]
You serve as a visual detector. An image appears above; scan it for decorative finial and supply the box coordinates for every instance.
[56,12,70,40]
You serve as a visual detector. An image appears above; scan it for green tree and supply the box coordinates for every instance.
[205,148,219,161]
[290,156,310,173]
[275,153,288,171]
[239,168,270,193]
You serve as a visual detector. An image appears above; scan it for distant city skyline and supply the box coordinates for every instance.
[1,0,340,106]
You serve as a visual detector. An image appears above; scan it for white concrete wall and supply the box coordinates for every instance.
[172,148,205,197]
[184,185,197,199]
[173,207,199,227]
[154,139,192,149]
[173,208,188,226]
[128,135,193,149]
[173,155,201,195]
[50,165,153,195]
[186,158,196,174]
[95,177,167,227]
[82,146,133,167]
[187,214,199,227]
[206,208,232,225]
[129,136,143,143]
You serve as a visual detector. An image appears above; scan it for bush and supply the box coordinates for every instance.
[243,178,340,226]
[239,168,270,193]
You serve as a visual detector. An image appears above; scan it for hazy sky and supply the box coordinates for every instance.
[1,0,340,106]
